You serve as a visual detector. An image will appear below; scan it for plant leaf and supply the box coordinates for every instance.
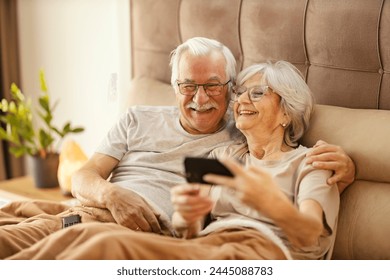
[39,70,48,93]
[70,127,85,133]
[39,95,50,112]
[38,129,54,150]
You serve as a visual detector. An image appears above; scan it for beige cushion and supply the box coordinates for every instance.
[301,105,390,259]
[302,105,390,183]
[119,77,176,113]
[333,180,390,259]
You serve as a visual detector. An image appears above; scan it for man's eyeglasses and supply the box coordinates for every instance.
[177,80,231,96]
[232,85,271,102]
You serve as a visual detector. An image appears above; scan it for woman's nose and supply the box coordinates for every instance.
[237,90,251,103]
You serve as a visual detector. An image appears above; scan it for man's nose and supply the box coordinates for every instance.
[192,86,210,104]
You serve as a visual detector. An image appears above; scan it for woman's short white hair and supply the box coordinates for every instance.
[236,61,314,147]
[169,37,236,87]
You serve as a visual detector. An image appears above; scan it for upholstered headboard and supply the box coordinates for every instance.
[128,0,390,259]
[130,0,390,109]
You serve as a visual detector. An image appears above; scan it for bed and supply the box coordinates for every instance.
[123,0,390,259]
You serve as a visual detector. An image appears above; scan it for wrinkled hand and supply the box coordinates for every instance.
[106,186,162,233]
[203,158,290,218]
[170,184,213,226]
[306,140,356,193]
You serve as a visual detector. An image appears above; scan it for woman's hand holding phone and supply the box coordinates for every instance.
[184,157,234,184]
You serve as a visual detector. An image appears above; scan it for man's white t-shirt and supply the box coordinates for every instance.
[96,105,242,233]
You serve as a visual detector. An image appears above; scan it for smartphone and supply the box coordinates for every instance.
[184,157,234,184]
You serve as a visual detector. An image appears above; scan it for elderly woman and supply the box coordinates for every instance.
[171,61,339,260]
[6,61,339,260]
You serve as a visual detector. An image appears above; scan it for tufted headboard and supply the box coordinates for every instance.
[127,0,390,259]
[130,0,390,109]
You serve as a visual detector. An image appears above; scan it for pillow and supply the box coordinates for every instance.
[57,140,88,196]
[301,104,390,182]
[119,76,176,113]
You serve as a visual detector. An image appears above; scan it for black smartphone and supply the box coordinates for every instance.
[184,157,234,184]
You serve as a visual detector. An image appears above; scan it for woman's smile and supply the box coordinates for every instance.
[238,109,258,116]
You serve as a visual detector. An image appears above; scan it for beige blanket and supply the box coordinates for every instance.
[7,222,286,260]
[0,200,116,259]
[1,200,286,260]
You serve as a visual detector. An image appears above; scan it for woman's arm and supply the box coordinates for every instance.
[204,158,324,248]
[270,198,323,247]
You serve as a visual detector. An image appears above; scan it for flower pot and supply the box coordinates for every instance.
[30,153,60,188]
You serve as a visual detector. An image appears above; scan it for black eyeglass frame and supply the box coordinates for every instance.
[176,80,231,96]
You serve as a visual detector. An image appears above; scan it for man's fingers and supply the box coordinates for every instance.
[306,151,341,164]
[311,160,340,171]
[142,210,162,233]
[307,144,340,157]
[313,139,328,148]
[327,173,343,186]
[126,208,158,233]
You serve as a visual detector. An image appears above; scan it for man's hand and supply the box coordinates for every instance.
[106,186,162,233]
[306,140,356,193]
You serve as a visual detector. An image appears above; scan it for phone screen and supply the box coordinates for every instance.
[184,157,233,184]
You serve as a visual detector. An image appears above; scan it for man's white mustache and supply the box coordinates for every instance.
[186,101,219,112]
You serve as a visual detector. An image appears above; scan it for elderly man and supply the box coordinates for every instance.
[0,37,354,259]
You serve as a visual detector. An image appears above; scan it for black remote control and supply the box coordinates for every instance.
[62,214,82,228]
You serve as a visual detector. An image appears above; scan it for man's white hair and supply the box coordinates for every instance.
[169,37,237,87]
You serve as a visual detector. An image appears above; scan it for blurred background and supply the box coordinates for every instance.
[0,0,131,179]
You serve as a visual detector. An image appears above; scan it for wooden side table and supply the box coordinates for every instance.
[0,176,73,204]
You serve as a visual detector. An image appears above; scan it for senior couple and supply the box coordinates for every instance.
[2,37,354,260]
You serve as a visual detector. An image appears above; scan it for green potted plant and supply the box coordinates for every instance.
[0,70,84,188]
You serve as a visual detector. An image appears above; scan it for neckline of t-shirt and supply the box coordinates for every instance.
[248,145,306,167]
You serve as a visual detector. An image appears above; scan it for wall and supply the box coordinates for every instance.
[17,0,131,158]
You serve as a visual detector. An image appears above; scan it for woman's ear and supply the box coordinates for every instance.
[281,112,291,128]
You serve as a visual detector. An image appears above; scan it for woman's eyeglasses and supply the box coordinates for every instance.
[231,85,271,102]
